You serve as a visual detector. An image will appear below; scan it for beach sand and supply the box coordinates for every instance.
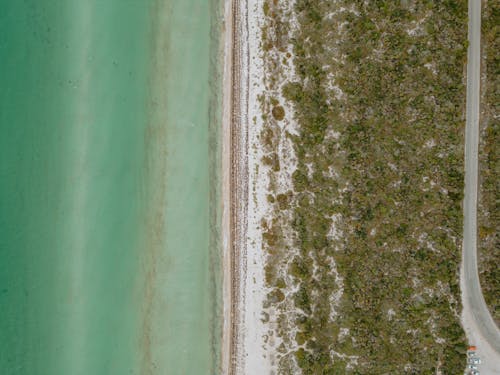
[222,0,274,373]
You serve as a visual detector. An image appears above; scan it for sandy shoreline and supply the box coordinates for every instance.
[221,0,246,373]
[220,0,233,370]
[221,0,236,371]
[222,0,271,373]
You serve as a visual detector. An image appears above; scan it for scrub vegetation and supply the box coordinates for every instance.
[478,0,499,325]
[258,0,468,373]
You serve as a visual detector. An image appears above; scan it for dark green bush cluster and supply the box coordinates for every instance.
[272,105,286,121]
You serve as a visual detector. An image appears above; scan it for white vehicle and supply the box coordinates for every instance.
[469,358,481,364]
[468,351,476,357]
[468,364,478,370]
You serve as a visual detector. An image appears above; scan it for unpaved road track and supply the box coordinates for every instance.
[461,0,500,370]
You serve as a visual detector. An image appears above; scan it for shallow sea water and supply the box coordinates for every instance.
[0,1,221,374]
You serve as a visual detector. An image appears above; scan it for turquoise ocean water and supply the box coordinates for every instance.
[0,1,222,374]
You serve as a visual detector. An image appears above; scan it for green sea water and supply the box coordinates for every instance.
[0,1,222,374]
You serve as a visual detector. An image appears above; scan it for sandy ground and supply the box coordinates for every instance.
[221,0,274,374]
[240,0,276,373]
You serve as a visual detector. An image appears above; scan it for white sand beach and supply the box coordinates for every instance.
[221,0,274,373]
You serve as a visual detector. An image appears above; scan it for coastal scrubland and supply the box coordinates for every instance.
[258,0,468,373]
[478,0,499,326]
